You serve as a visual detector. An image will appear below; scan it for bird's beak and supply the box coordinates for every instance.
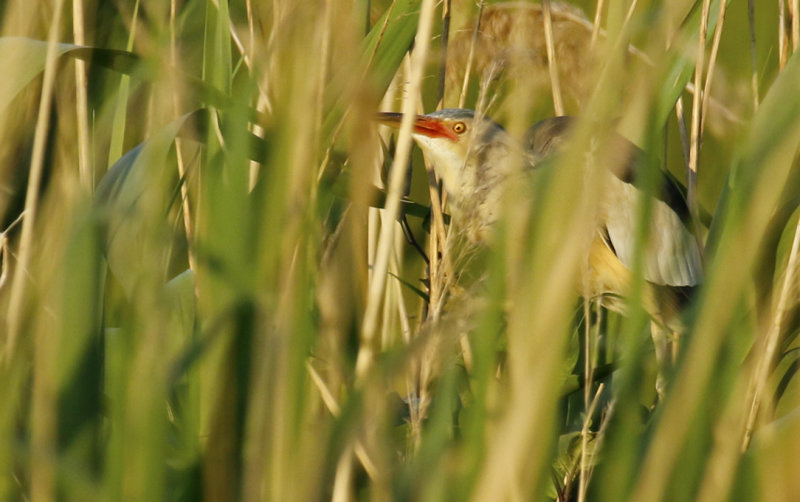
[376,112,458,141]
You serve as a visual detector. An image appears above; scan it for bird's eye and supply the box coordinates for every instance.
[452,122,467,134]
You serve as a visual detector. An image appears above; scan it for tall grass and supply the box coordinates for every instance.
[0,0,799,500]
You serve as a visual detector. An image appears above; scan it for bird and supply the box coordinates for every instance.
[376,108,703,332]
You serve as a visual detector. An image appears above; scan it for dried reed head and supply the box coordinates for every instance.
[446,2,596,112]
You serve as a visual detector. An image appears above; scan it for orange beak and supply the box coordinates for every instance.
[376,112,458,141]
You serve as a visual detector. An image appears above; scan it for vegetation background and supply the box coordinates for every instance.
[0,0,799,500]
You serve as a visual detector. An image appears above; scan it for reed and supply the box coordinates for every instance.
[0,1,798,500]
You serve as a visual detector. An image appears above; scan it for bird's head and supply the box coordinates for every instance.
[376,108,506,197]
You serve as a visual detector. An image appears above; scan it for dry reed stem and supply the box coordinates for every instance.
[604,4,640,51]
[687,0,712,235]
[170,0,198,275]
[306,360,381,480]
[245,0,255,62]
[392,248,414,345]
[542,0,565,115]
[694,211,800,502]
[245,0,270,190]
[209,0,271,110]
[692,379,748,502]
[317,0,396,184]
[780,0,788,68]
[582,300,602,417]
[415,57,452,325]
[591,0,605,46]
[425,162,449,277]
[438,0,451,108]
[107,1,139,168]
[793,0,800,49]
[31,315,57,502]
[423,200,454,325]
[700,0,729,135]
[72,0,92,192]
[331,443,355,502]
[585,398,615,487]
[356,0,437,378]
[675,97,691,170]
[311,0,333,202]
[4,0,67,363]
[748,0,760,110]
[28,4,68,500]
[410,74,448,439]
[0,212,25,291]
[601,1,740,499]
[458,0,484,109]
[379,228,401,348]
[628,128,800,502]
[561,381,604,500]
[578,383,606,502]
[742,215,800,450]
[306,360,341,415]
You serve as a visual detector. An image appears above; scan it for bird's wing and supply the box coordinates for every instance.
[600,131,704,287]
[525,116,704,287]
[602,173,703,287]
[525,116,574,161]
[526,117,693,218]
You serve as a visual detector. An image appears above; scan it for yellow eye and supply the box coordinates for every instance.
[452,122,467,134]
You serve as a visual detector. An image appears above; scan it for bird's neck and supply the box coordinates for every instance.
[447,144,518,238]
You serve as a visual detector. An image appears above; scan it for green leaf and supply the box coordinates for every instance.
[0,37,141,114]
[773,205,800,288]
[388,271,429,302]
[362,0,420,94]
[95,112,198,294]
[164,268,197,343]
[0,36,263,129]
[0,37,75,113]
[320,0,420,148]
[707,50,800,253]
[653,0,726,126]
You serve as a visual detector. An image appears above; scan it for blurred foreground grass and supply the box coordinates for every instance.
[1,0,800,501]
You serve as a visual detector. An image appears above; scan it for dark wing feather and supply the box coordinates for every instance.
[525,116,693,223]
[525,116,703,287]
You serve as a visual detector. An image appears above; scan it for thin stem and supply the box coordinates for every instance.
[622,0,640,31]
[780,0,788,69]
[674,97,691,171]
[72,0,92,192]
[578,383,606,502]
[542,0,565,115]
[208,0,272,111]
[748,0,760,110]
[108,0,140,167]
[331,445,355,502]
[245,0,255,62]
[437,0,451,108]
[356,0,438,380]
[742,215,800,450]
[591,0,606,46]
[582,300,592,416]
[4,0,67,363]
[700,0,729,135]
[793,0,800,50]
[0,212,26,297]
[458,0,485,109]
[171,0,198,275]
[307,360,380,479]
[687,0,712,231]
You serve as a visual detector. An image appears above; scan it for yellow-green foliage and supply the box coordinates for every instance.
[0,1,799,501]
